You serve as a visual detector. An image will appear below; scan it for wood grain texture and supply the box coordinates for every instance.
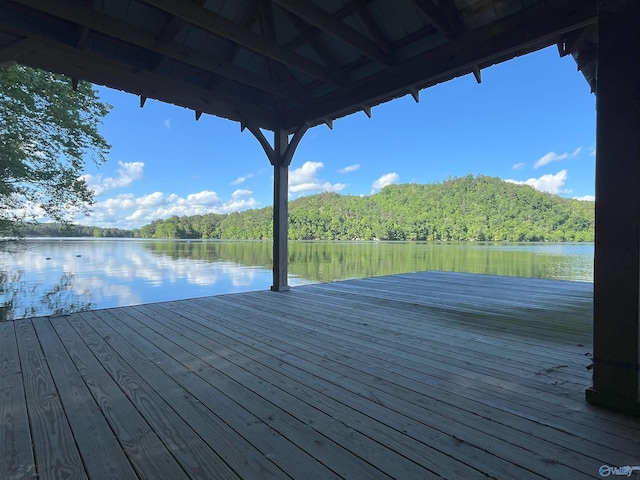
[14,320,87,480]
[3,272,639,479]
[0,321,35,480]
[31,318,137,479]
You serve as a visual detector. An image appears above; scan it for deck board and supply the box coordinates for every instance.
[14,319,87,480]
[0,321,35,480]
[2,271,640,480]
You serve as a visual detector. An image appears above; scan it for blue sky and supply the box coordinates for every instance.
[78,46,596,229]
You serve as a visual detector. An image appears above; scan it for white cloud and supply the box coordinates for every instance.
[506,169,570,195]
[512,162,525,170]
[288,161,347,196]
[82,161,144,196]
[574,195,595,201]
[290,161,323,185]
[82,188,260,229]
[186,191,219,205]
[371,172,399,193]
[137,191,164,207]
[215,198,260,214]
[534,147,582,168]
[232,189,252,198]
[101,194,136,211]
[164,119,171,129]
[231,173,253,185]
[339,164,360,173]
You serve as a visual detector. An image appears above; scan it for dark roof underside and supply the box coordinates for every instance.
[0,0,597,132]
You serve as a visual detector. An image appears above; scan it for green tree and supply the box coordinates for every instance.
[137,176,594,242]
[0,65,111,234]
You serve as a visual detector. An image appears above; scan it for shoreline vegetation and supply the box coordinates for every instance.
[16,176,594,242]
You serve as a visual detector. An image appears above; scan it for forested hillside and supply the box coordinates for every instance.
[138,175,595,242]
[16,223,134,238]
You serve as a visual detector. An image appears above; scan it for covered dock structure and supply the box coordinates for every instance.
[0,0,637,427]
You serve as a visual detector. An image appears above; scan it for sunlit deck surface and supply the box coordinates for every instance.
[3,271,639,480]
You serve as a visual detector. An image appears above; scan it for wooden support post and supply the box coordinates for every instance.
[272,129,290,291]
[243,122,308,292]
[586,0,640,416]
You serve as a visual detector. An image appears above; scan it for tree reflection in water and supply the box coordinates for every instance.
[1,241,94,321]
[1,270,94,321]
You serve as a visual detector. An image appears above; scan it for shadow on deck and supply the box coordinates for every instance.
[2,271,639,479]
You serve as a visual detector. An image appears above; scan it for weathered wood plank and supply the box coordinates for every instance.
[174,294,622,478]
[0,321,35,480]
[85,309,288,480]
[310,272,593,344]
[115,305,379,480]
[142,301,547,480]
[14,320,87,480]
[65,311,240,480]
[31,317,138,480]
[139,301,488,479]
[265,286,590,379]
[49,315,191,480]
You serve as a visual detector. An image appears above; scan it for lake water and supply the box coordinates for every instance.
[0,238,593,320]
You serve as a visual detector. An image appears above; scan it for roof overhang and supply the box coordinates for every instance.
[0,0,597,132]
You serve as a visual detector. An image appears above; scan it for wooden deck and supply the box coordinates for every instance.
[2,271,639,480]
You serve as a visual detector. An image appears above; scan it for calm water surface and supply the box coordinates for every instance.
[1,238,593,320]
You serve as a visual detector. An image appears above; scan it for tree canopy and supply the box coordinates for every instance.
[0,65,111,234]
[137,175,595,242]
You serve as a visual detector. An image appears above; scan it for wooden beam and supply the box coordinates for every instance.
[138,0,338,85]
[409,0,461,38]
[409,87,420,103]
[155,1,207,44]
[3,32,278,129]
[283,9,348,86]
[257,0,308,109]
[557,24,596,57]
[0,37,39,64]
[273,0,392,65]
[352,0,396,62]
[147,0,207,72]
[9,0,307,103]
[472,66,481,84]
[437,0,466,37]
[574,46,596,73]
[284,0,597,129]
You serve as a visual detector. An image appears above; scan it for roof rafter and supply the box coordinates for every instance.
[258,0,303,113]
[147,0,206,71]
[58,45,276,127]
[285,0,597,129]
[282,9,348,85]
[436,0,465,37]
[272,0,393,65]
[352,0,396,61]
[0,29,278,129]
[8,0,307,103]
[137,0,338,85]
[0,36,39,64]
[409,0,462,38]
[558,24,597,57]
